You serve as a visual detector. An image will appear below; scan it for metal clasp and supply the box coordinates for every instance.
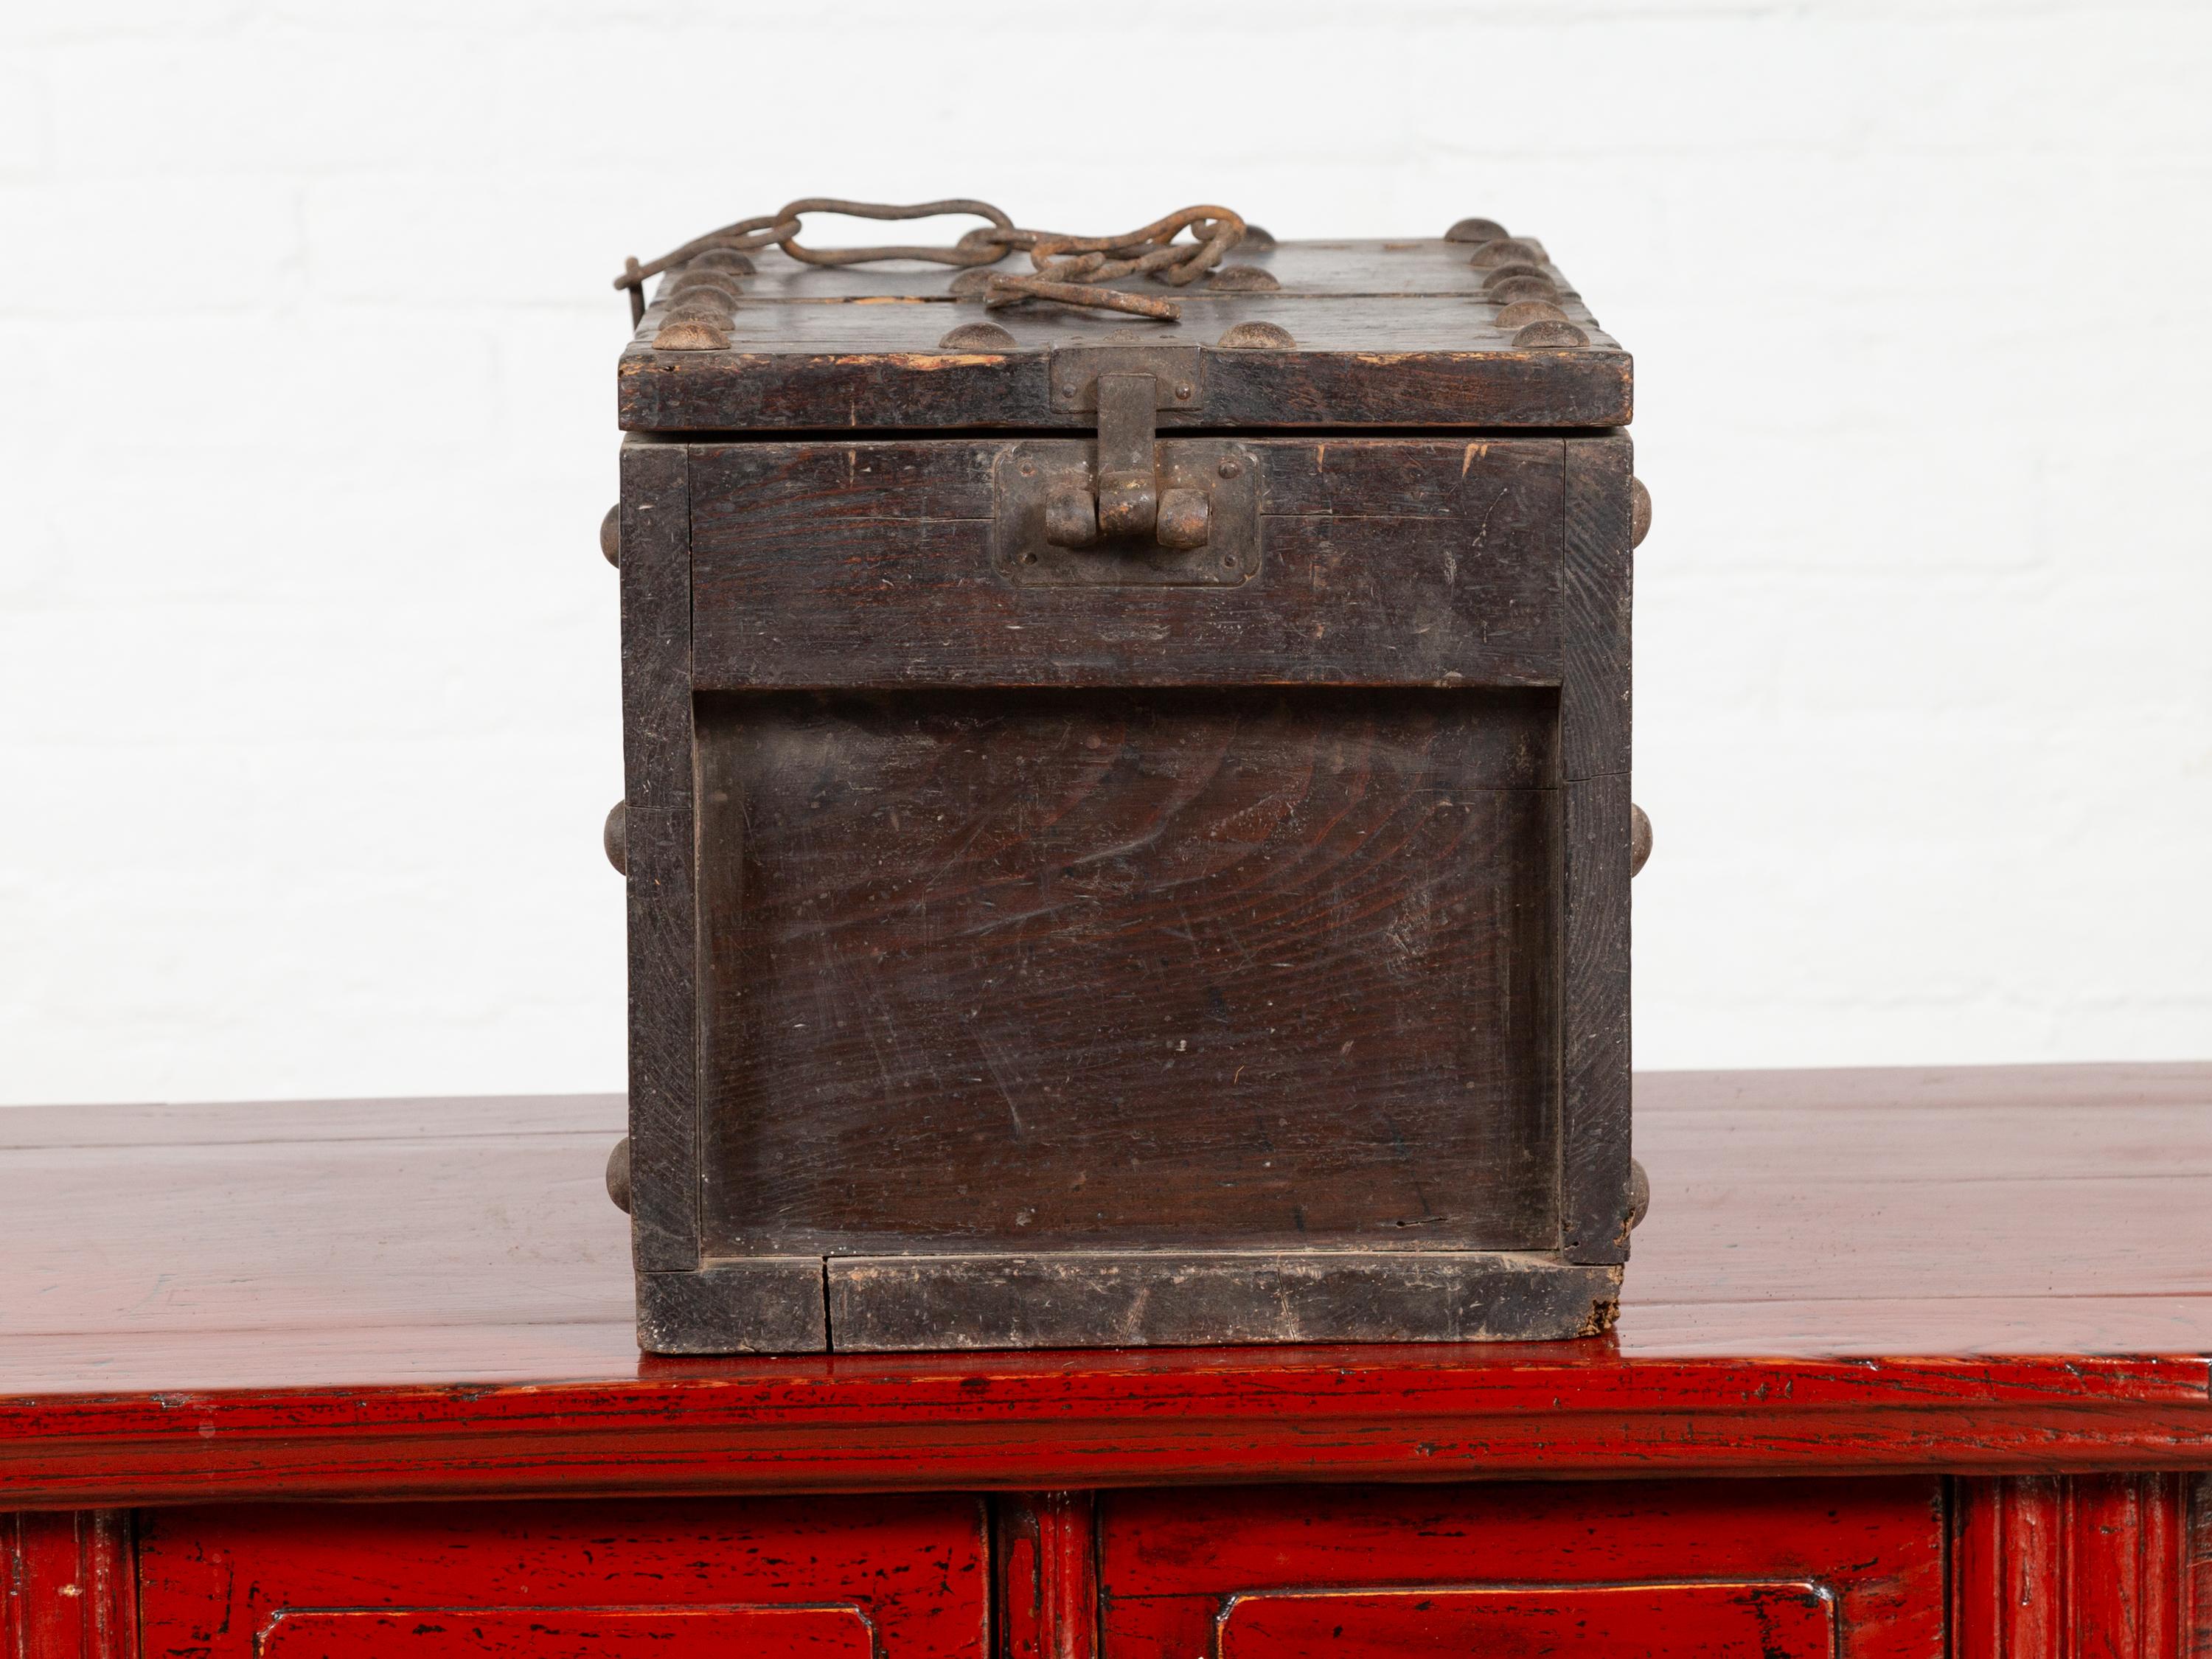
[992,434,1258,590]
[1045,374,1211,553]
[995,344,1251,587]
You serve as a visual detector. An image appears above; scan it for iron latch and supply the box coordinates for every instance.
[992,346,1253,587]
[1044,373,1217,553]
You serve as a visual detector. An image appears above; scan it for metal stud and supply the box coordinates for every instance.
[1513,320,1589,348]
[1481,262,1551,291]
[600,505,621,568]
[1625,1158,1650,1231]
[949,268,997,298]
[1445,218,1509,244]
[663,291,732,319]
[1631,477,1652,548]
[1209,265,1280,291]
[653,318,730,350]
[1630,804,1653,876]
[606,1137,632,1214]
[689,248,756,274]
[1238,224,1277,247]
[1218,321,1295,349]
[1470,236,1548,269]
[1495,299,1569,331]
[604,801,627,874]
[1486,274,1560,305]
[668,271,743,305]
[938,321,1017,349]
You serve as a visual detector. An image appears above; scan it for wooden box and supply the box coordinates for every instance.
[605,209,1646,1354]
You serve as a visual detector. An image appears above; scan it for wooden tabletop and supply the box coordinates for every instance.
[5,1063,2211,1504]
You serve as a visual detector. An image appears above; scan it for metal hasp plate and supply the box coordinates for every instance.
[993,438,1259,587]
[1001,345,1252,586]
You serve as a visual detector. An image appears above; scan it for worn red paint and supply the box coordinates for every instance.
[259,1607,874,1659]
[133,1498,988,1659]
[0,1512,134,1659]
[1951,1473,2191,1659]
[1216,1583,1835,1659]
[1098,1480,1941,1659]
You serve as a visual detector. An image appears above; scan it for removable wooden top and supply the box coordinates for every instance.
[616,237,1631,433]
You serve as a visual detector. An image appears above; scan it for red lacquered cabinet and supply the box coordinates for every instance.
[6,1066,2212,1659]
[136,1499,988,1659]
[1098,1481,1942,1659]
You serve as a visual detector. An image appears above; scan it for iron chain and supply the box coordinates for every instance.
[616,197,1248,324]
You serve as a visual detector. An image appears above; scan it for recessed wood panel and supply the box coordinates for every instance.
[260,1607,874,1659]
[136,1498,986,1659]
[696,686,1559,1259]
[1100,1480,1941,1659]
[1217,1583,1834,1659]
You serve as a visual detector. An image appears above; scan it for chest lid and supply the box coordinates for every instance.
[615,199,1630,434]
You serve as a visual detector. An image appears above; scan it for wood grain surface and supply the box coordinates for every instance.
[697,688,1558,1259]
[618,438,699,1273]
[136,1498,987,1659]
[686,438,1566,692]
[4,1065,2211,1503]
[1102,1478,1938,1659]
[0,1512,134,1659]
[616,233,1632,433]
[1952,1473,2191,1659]
[1212,1585,1837,1659]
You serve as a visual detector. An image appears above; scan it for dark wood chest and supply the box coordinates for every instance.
[605,206,1646,1354]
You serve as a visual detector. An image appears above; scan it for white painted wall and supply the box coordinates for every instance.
[2,0,2206,1105]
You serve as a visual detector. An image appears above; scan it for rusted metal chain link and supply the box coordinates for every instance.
[616,198,1246,324]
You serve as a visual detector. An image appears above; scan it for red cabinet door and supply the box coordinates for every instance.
[1100,1479,1941,1659]
[1217,1583,1834,1658]
[139,1497,986,1659]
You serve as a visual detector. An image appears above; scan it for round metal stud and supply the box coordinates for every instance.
[1513,320,1589,348]
[1626,1158,1650,1231]
[1495,299,1570,331]
[1445,218,1509,244]
[653,318,729,350]
[599,504,620,568]
[949,268,998,299]
[1155,488,1211,552]
[938,321,1016,350]
[1631,477,1652,548]
[1630,803,1653,877]
[606,1137,632,1214]
[1218,321,1295,349]
[1209,265,1281,292]
[1486,274,1561,305]
[689,248,756,274]
[1481,262,1551,291]
[1238,224,1276,247]
[664,290,733,319]
[604,800,627,874]
[668,271,742,304]
[1470,236,1548,269]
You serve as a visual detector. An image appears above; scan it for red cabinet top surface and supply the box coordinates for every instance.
[4,1064,2210,1504]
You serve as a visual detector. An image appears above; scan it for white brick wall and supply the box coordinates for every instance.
[1,0,2206,1104]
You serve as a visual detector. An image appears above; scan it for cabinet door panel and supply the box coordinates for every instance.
[1218,1583,1833,1659]
[1100,1479,1940,1659]
[260,1607,874,1659]
[139,1498,984,1659]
